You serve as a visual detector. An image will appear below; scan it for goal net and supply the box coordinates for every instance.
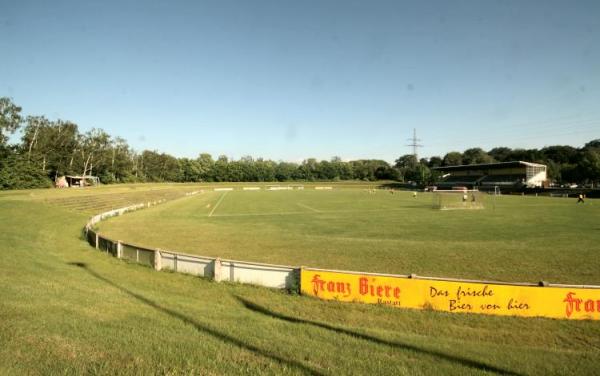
[433,189,485,210]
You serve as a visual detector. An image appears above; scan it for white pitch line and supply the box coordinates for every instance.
[297,202,321,213]
[208,192,228,217]
[210,206,419,218]
[212,211,308,218]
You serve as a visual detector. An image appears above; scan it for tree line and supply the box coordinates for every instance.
[0,98,397,189]
[1,97,598,189]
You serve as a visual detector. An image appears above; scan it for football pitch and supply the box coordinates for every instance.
[98,188,600,285]
[2,184,600,375]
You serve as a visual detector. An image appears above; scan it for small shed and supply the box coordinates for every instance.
[64,175,100,187]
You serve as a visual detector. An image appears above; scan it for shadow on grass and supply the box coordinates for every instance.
[235,296,522,376]
[67,262,323,375]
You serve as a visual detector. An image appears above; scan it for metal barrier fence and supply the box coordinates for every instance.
[84,200,298,290]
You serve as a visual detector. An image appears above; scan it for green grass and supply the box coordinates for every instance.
[2,184,600,375]
[98,189,600,285]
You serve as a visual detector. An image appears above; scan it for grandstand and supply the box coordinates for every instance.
[433,161,547,190]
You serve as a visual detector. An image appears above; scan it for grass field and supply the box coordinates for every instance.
[2,183,600,375]
[98,188,600,284]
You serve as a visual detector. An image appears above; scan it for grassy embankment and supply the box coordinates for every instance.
[1,183,599,375]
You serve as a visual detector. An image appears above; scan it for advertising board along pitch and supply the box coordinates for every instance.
[301,268,600,320]
[267,186,293,191]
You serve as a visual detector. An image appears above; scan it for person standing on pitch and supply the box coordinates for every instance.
[577,193,585,203]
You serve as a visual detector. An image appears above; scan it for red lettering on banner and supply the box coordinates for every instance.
[327,281,335,292]
[562,292,600,316]
[310,274,352,297]
[563,292,582,318]
[385,285,392,297]
[311,275,325,296]
[358,277,401,300]
[359,277,369,295]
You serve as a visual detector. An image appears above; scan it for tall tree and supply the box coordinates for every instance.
[255,158,276,181]
[350,160,390,181]
[21,118,79,179]
[488,147,512,162]
[0,97,22,145]
[300,158,319,181]
[462,148,494,165]
[508,148,542,163]
[179,158,202,182]
[540,145,579,164]
[22,116,50,162]
[0,153,52,189]
[584,139,600,150]
[427,156,443,168]
[105,137,135,183]
[579,149,600,185]
[214,155,229,182]
[197,153,215,181]
[395,154,418,169]
[275,162,298,181]
[77,128,112,183]
[442,151,463,166]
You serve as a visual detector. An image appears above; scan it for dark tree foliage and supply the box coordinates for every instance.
[0,147,52,189]
[462,148,494,165]
[442,151,463,166]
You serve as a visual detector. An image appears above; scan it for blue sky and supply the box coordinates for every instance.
[2,0,599,162]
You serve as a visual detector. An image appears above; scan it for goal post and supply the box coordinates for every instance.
[432,189,485,210]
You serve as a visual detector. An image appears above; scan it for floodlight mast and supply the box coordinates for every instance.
[406,128,423,160]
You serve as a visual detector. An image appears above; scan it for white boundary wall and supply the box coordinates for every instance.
[84,197,298,290]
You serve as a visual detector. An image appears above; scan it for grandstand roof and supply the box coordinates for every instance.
[432,161,546,172]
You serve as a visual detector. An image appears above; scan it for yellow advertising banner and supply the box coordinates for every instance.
[300,268,600,320]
